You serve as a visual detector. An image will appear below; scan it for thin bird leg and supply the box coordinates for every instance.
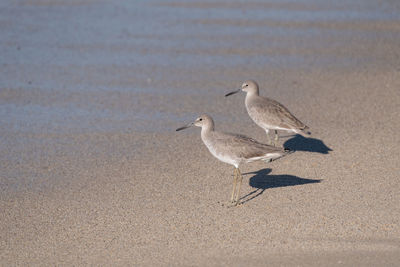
[274,130,279,146]
[230,168,238,203]
[265,129,272,145]
[235,168,243,206]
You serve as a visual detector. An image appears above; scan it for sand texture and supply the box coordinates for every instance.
[1,0,400,266]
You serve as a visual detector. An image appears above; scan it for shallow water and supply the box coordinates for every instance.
[0,0,399,134]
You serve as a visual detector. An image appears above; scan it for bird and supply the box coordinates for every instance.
[176,114,290,206]
[225,80,310,146]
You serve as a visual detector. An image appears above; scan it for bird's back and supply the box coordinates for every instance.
[202,130,289,165]
[246,95,308,131]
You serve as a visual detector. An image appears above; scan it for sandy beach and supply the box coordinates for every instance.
[1,0,400,265]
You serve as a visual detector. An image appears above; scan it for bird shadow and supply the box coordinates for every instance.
[283,135,332,154]
[239,168,321,204]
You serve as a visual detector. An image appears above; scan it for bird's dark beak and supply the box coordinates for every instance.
[225,89,241,97]
[176,122,194,131]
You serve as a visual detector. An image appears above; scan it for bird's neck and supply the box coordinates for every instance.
[245,91,259,103]
[200,123,214,139]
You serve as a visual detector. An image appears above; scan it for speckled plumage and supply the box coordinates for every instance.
[176,114,289,205]
[202,130,287,168]
[245,92,308,133]
[226,80,310,145]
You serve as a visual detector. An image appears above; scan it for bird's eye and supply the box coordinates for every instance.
[245,84,248,87]
[199,118,202,121]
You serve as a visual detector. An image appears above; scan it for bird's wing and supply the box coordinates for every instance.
[213,132,285,159]
[250,97,308,130]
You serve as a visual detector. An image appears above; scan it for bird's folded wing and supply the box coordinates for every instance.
[251,98,307,129]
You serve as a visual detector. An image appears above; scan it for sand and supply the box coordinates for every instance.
[1,0,400,266]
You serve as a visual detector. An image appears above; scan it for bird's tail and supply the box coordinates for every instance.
[270,148,293,161]
[250,148,291,163]
[293,126,311,137]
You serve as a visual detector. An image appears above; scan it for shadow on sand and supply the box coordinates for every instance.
[240,168,321,204]
[283,135,332,154]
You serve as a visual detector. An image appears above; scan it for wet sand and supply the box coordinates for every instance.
[1,0,400,266]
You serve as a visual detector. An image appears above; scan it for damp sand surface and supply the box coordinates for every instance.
[1,0,400,265]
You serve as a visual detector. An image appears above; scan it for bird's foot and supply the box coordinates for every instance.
[235,200,243,206]
[220,200,236,207]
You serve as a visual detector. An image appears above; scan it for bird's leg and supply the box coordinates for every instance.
[274,130,279,146]
[230,168,238,203]
[265,129,272,145]
[235,168,243,206]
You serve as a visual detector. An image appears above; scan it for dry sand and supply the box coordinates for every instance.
[1,0,400,266]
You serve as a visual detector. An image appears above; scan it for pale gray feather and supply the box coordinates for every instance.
[206,131,288,161]
[248,96,308,130]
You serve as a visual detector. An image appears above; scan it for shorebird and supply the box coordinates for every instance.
[225,80,310,146]
[176,114,290,206]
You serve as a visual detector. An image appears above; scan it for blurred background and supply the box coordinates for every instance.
[1,0,399,135]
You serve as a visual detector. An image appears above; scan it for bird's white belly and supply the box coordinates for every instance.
[204,140,239,167]
[248,111,291,131]
[259,122,290,131]
[249,115,282,130]
[246,106,294,132]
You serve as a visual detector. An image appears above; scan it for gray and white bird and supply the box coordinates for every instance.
[176,114,290,206]
[225,80,310,146]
